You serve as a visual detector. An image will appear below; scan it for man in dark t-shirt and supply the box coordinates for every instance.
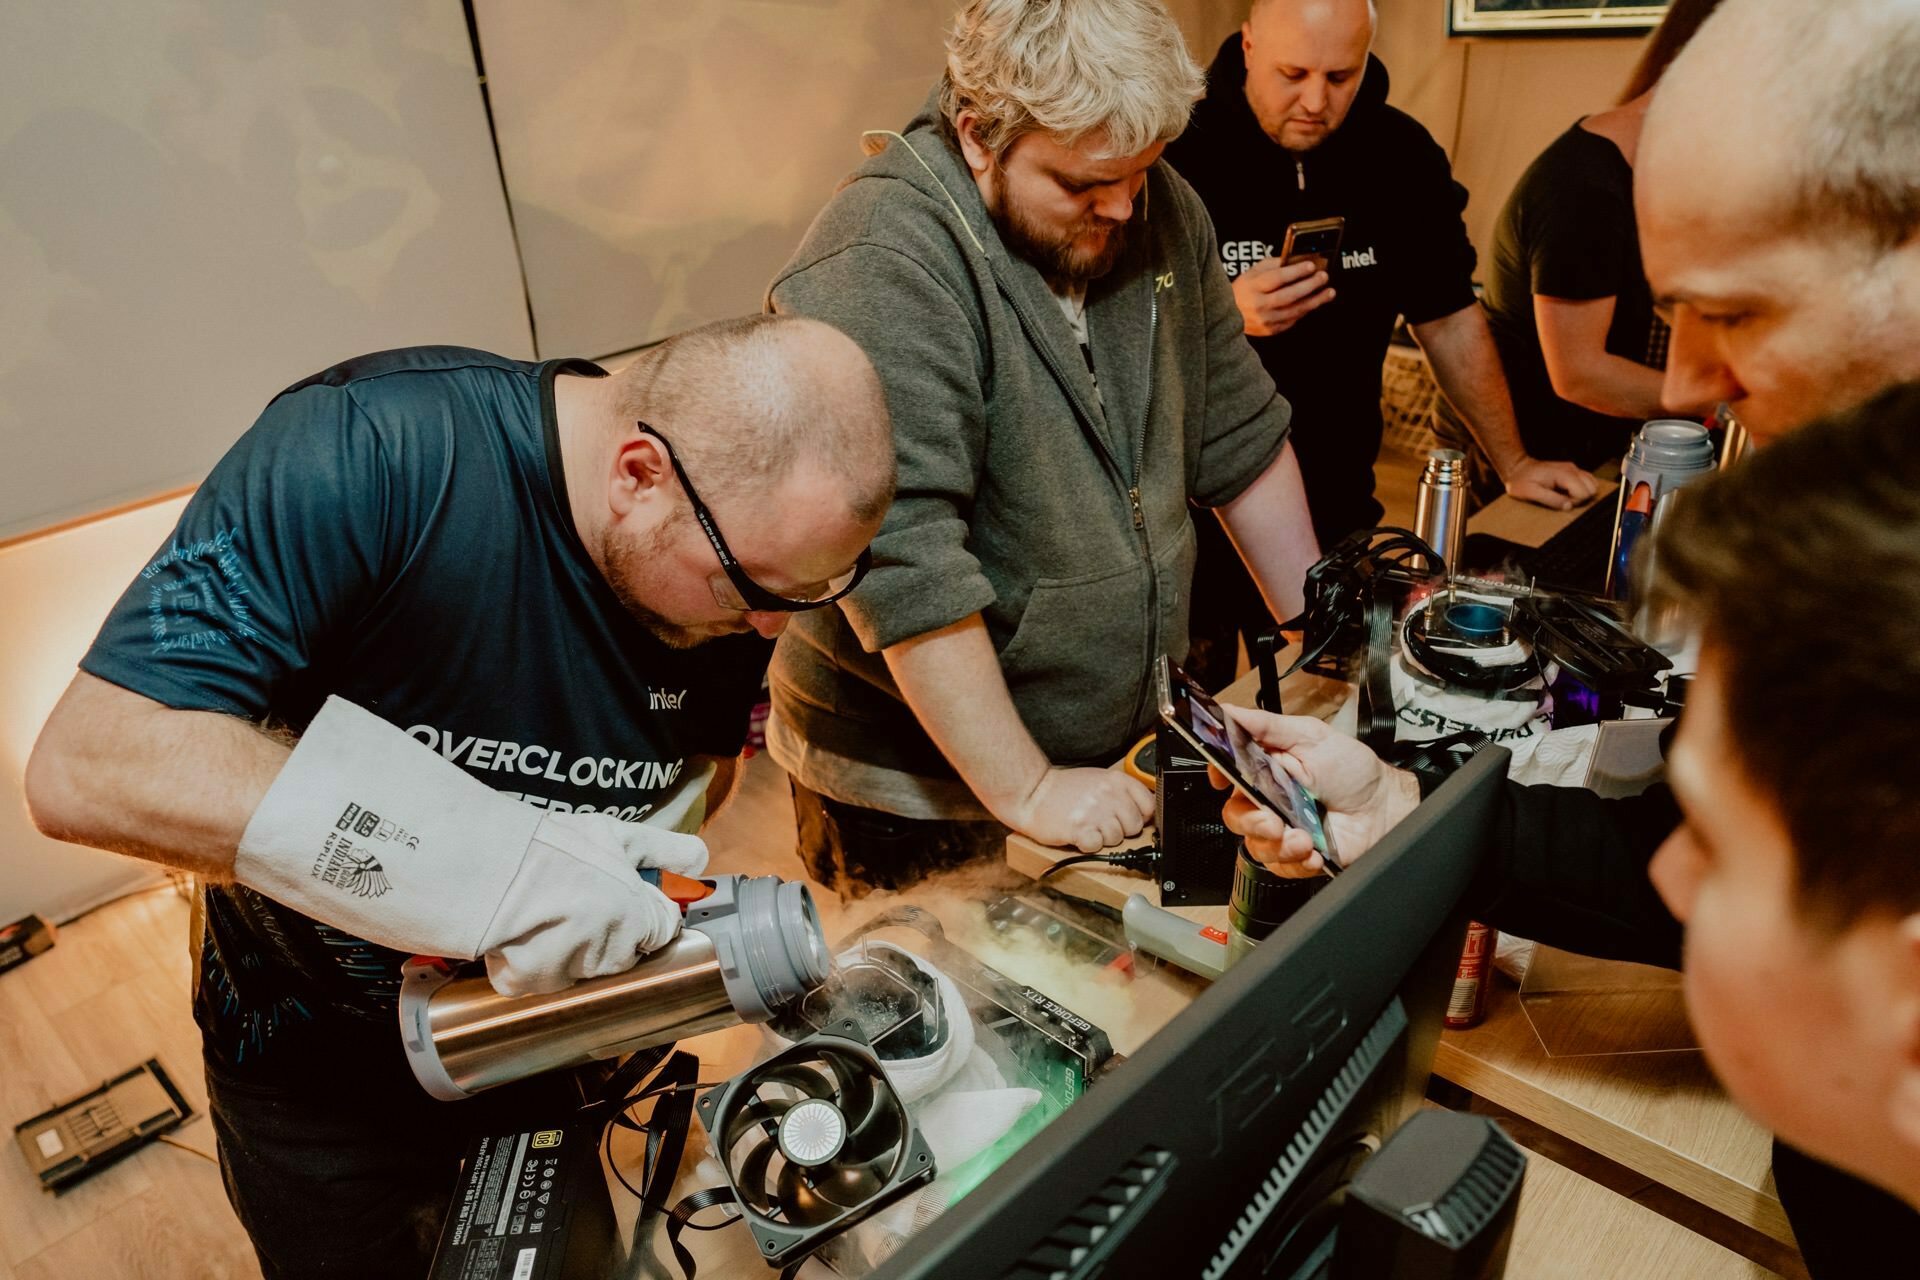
[25,317,893,1279]
[1473,122,1667,472]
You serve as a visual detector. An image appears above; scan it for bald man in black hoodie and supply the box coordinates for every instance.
[1168,0,1592,684]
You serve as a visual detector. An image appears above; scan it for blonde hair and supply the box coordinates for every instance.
[938,0,1205,160]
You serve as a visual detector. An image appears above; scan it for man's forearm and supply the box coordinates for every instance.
[881,615,1050,821]
[1478,783,1684,970]
[1216,440,1320,622]
[1555,353,1669,420]
[1412,305,1532,477]
[24,672,289,879]
[1533,295,1670,420]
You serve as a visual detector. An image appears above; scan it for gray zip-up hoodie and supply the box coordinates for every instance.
[766,93,1292,813]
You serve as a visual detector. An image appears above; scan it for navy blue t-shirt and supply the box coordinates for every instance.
[81,347,771,1078]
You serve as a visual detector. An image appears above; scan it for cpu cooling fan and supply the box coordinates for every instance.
[695,1022,935,1268]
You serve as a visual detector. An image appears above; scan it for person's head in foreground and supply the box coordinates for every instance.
[1637,0,1920,439]
[938,0,1203,283]
[1640,383,1920,1209]
[1218,385,1920,1206]
[585,314,893,647]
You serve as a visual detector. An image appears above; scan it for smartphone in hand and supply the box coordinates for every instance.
[1155,656,1339,873]
[1278,216,1345,275]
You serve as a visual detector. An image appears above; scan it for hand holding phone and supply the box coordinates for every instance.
[1232,259,1334,337]
[1211,705,1426,879]
[1156,657,1340,874]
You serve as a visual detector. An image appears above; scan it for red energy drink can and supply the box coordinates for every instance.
[1445,921,1497,1029]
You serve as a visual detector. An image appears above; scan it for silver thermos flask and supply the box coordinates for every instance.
[1605,419,1718,602]
[1414,448,1468,576]
[1717,410,1751,472]
[399,874,831,1100]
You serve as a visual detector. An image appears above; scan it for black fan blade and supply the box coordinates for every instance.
[841,1091,904,1165]
[735,1134,783,1217]
[758,1062,836,1100]
[810,1153,893,1210]
[722,1098,787,1160]
[777,1157,847,1227]
[822,1049,876,1139]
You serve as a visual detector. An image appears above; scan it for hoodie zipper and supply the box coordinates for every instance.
[1296,158,1306,191]
[998,275,1164,742]
[1123,290,1161,740]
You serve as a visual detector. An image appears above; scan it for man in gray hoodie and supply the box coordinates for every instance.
[768,0,1320,888]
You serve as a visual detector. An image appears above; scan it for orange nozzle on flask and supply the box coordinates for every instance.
[641,869,717,909]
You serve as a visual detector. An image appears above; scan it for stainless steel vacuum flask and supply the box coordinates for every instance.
[400,874,831,1101]
[1414,449,1468,576]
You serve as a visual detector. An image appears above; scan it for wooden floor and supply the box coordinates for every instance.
[0,884,260,1280]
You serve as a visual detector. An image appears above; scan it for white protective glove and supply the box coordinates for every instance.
[235,696,709,996]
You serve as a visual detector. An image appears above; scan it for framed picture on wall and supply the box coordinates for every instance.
[1448,0,1669,37]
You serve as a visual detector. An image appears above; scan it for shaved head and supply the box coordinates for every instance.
[1240,0,1376,152]
[614,314,895,524]
[1249,0,1374,20]
[1635,0,1920,439]
[579,314,893,647]
[1643,0,1920,247]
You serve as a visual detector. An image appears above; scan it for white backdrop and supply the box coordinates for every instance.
[0,0,533,540]
[473,0,1247,360]
[473,0,950,360]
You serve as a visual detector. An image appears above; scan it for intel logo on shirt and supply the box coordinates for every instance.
[1342,247,1379,269]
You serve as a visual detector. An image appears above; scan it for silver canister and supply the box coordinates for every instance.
[399,874,831,1100]
[1605,420,1718,604]
[1414,448,1468,576]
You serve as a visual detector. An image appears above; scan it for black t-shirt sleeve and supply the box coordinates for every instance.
[1519,144,1635,302]
[80,382,410,720]
[1394,125,1481,327]
[1471,781,1684,969]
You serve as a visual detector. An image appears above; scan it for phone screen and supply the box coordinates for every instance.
[1156,657,1338,870]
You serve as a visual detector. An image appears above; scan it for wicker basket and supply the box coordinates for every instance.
[1380,342,1440,456]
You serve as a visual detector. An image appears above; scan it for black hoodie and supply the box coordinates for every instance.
[1167,36,1478,542]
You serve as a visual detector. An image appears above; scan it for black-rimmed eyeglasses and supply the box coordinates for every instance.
[638,422,872,613]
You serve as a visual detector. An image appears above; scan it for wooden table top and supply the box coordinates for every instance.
[1438,981,1790,1246]
[1469,462,1621,550]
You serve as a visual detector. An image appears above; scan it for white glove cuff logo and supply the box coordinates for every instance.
[313,837,394,899]
[312,802,397,899]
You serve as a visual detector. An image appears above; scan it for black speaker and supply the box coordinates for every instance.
[1331,1110,1526,1280]
[1153,723,1239,906]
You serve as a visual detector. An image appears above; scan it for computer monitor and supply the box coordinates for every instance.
[872,746,1513,1280]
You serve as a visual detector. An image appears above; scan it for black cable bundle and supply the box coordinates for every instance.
[1271,527,1444,684]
